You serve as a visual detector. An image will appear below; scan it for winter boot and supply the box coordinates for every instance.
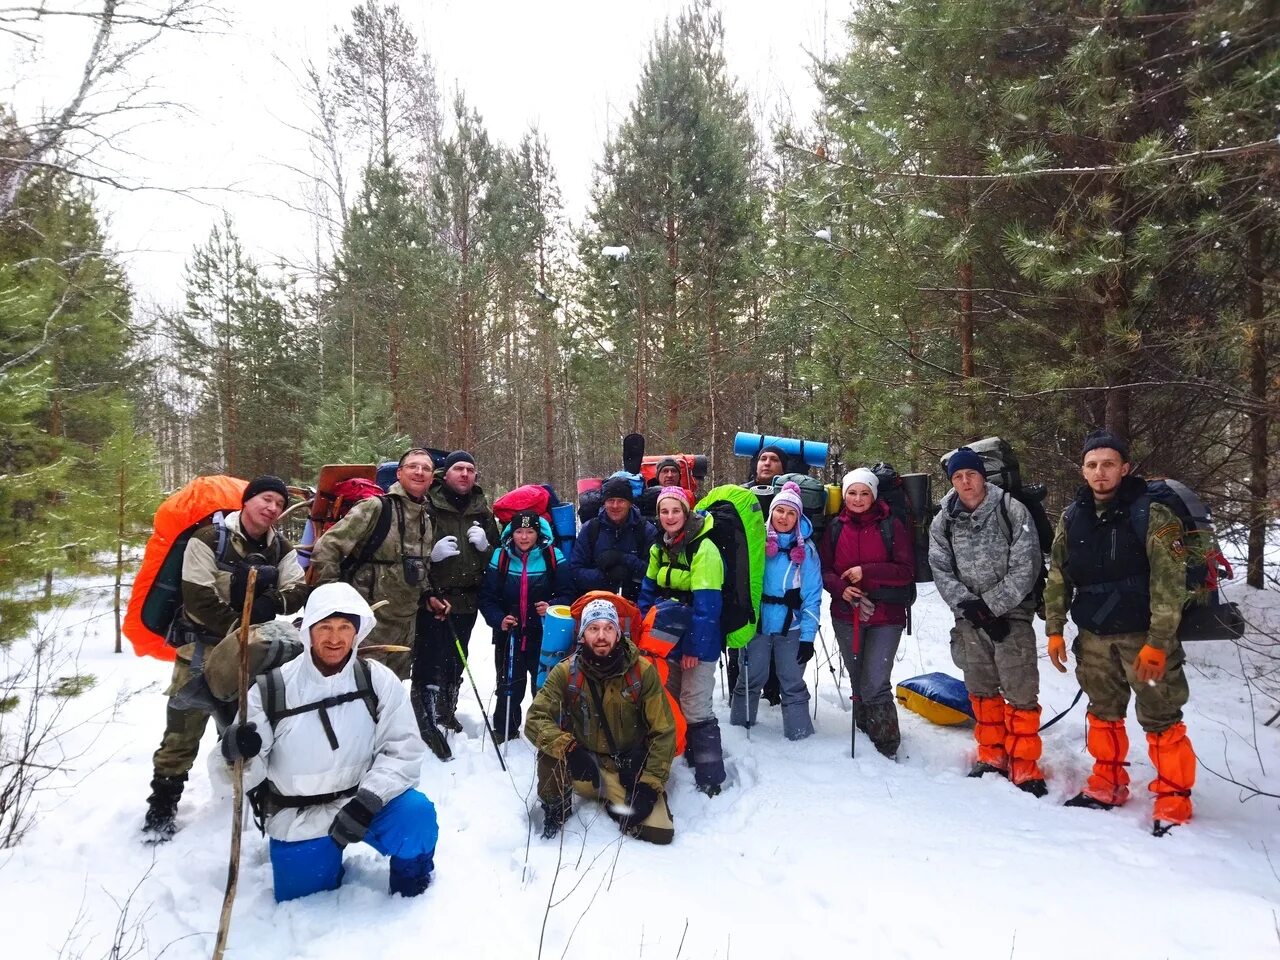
[864,701,901,760]
[1081,713,1131,807]
[1064,792,1116,811]
[141,774,185,842]
[969,695,1008,775]
[687,720,726,796]
[854,702,870,734]
[967,761,1008,779]
[389,852,434,897]
[1004,703,1046,788]
[411,681,452,762]
[540,795,571,840]
[438,681,464,734]
[781,699,815,741]
[1147,722,1194,827]
[1017,778,1049,798]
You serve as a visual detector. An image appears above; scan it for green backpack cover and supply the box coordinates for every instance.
[694,484,767,649]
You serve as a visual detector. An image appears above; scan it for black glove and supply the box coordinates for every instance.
[958,598,995,626]
[617,782,659,833]
[565,745,601,788]
[250,592,280,624]
[220,721,262,762]
[253,564,279,591]
[596,549,623,573]
[959,599,1009,642]
[329,791,384,848]
[609,563,632,585]
[796,641,815,665]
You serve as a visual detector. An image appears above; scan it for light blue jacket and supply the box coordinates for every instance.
[758,515,822,644]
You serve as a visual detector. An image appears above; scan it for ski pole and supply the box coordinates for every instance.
[213,567,257,960]
[505,629,517,760]
[447,617,507,772]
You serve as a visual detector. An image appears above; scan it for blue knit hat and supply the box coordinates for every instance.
[946,447,985,479]
[1081,429,1130,463]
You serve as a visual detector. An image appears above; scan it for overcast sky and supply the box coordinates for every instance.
[5,0,840,306]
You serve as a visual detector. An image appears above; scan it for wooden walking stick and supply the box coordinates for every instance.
[212,566,257,960]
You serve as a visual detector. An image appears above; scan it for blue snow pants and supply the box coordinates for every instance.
[269,788,438,902]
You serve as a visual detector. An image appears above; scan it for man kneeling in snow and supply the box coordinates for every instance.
[220,582,438,901]
[525,599,676,844]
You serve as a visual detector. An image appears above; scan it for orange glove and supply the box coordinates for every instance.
[1133,644,1167,684]
[1047,634,1068,673]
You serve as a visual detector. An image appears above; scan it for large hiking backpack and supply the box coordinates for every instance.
[1064,478,1243,641]
[770,472,830,533]
[939,437,1055,554]
[693,485,767,649]
[124,475,248,661]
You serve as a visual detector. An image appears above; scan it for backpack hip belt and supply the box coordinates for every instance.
[261,780,359,812]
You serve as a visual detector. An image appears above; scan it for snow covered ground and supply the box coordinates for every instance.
[3,570,1278,959]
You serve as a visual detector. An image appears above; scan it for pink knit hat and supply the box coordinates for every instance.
[767,481,808,563]
[655,486,692,511]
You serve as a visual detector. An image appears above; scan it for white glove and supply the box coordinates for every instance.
[430,535,461,562]
[467,522,490,551]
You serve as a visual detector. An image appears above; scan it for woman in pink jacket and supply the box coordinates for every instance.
[818,467,915,758]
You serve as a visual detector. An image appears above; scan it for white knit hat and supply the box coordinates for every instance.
[841,467,879,499]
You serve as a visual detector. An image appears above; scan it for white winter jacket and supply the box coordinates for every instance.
[241,582,425,842]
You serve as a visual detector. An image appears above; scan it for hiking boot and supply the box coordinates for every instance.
[967,761,1009,779]
[1152,819,1180,838]
[411,683,453,762]
[141,774,185,843]
[854,702,870,734]
[1016,778,1048,798]
[696,782,722,798]
[492,726,520,748]
[438,683,463,734]
[1064,791,1116,811]
[540,797,570,840]
[865,702,901,760]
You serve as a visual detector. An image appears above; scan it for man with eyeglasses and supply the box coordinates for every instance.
[310,448,446,687]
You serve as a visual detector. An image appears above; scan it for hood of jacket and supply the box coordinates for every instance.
[499,515,555,549]
[297,582,377,680]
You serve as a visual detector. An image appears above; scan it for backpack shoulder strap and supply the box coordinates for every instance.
[878,515,895,556]
[340,495,393,580]
[827,515,846,549]
[259,667,288,731]
[352,657,379,724]
[623,662,644,703]
[1128,490,1154,545]
[997,493,1014,546]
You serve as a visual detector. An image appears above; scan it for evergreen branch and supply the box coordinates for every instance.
[784,138,1280,183]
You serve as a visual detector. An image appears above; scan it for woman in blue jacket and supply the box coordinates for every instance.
[730,482,819,740]
[479,511,573,744]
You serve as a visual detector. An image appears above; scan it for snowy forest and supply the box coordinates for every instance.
[2,1,1280,958]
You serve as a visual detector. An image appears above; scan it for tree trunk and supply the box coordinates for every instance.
[1245,221,1269,589]
[114,459,126,654]
[958,259,976,434]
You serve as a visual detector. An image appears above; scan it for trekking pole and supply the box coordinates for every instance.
[446,618,507,772]
[212,568,256,960]
[505,629,518,761]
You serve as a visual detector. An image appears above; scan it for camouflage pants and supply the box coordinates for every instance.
[949,614,1039,709]
[1074,630,1189,733]
[152,658,211,779]
[362,617,414,680]
[536,751,674,845]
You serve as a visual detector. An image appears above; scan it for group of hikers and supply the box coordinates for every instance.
[140,428,1201,904]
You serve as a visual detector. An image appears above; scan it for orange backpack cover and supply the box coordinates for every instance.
[570,591,687,755]
[124,475,248,661]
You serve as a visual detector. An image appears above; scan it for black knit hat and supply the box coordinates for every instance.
[443,450,475,471]
[1081,429,1130,463]
[314,611,360,631]
[511,510,540,530]
[242,475,290,507]
[601,476,635,503]
[655,457,680,475]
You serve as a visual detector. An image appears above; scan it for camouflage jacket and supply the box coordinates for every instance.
[309,481,434,626]
[1044,495,1185,651]
[426,480,499,613]
[180,510,307,647]
[928,483,1042,619]
[524,638,675,792]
